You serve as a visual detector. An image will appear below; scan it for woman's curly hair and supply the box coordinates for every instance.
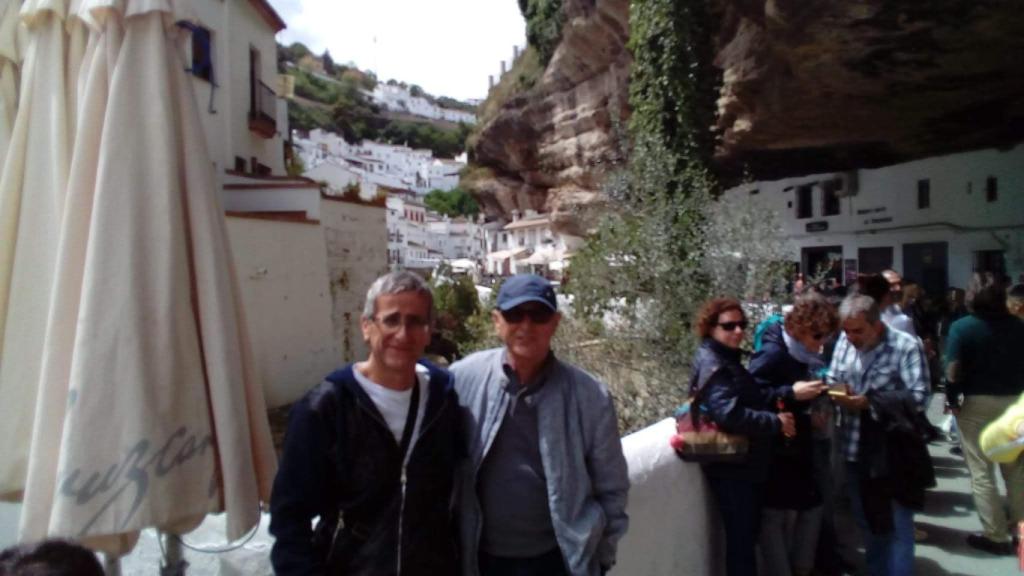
[694,297,745,338]
[784,291,839,338]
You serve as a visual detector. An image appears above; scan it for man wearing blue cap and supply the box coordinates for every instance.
[451,274,630,576]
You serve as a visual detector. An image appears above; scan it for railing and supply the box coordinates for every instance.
[248,79,277,138]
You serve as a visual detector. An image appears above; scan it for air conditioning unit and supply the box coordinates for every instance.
[834,171,858,197]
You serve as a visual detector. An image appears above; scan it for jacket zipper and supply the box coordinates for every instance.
[347,381,446,576]
[396,393,450,575]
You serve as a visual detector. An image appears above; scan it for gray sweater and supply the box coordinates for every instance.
[451,348,630,576]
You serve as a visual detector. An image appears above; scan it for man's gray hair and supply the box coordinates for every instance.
[839,294,881,324]
[362,271,434,323]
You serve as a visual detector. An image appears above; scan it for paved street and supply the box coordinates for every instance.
[1,394,1019,574]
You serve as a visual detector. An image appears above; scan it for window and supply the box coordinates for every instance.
[189,26,213,82]
[986,176,998,202]
[917,179,930,209]
[796,185,813,219]
[822,179,841,216]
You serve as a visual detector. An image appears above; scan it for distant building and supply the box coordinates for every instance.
[485,210,578,278]
[293,129,465,195]
[722,143,1024,292]
[370,83,477,124]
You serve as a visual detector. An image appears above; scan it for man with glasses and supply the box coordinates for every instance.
[451,274,630,576]
[828,294,933,576]
[270,271,462,576]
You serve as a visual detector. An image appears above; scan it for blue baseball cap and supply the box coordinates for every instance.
[496,274,558,312]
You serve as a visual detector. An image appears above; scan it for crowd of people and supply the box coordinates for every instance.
[3,269,1023,576]
[693,269,1024,576]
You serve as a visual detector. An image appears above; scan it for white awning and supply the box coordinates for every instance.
[486,247,528,262]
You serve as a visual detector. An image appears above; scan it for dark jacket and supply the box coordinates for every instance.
[692,338,781,481]
[748,323,821,510]
[856,389,936,534]
[269,361,462,576]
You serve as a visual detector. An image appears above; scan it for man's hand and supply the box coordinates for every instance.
[833,394,869,411]
[792,380,826,401]
[778,412,796,437]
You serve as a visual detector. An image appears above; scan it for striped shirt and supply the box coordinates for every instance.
[829,327,929,462]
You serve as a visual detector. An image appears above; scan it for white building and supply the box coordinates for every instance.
[370,83,477,124]
[181,2,388,406]
[485,211,578,278]
[293,129,465,195]
[427,214,488,262]
[186,0,288,178]
[722,143,1024,293]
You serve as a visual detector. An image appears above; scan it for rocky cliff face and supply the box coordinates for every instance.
[468,0,1024,228]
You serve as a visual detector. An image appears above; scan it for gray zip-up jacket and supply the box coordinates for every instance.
[451,348,630,576]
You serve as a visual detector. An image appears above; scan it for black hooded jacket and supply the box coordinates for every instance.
[269,361,462,576]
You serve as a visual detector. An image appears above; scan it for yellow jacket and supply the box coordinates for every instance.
[980,392,1024,463]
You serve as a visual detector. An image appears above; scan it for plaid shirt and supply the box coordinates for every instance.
[829,327,929,462]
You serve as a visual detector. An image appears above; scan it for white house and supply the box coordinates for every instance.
[370,83,476,124]
[294,129,465,195]
[722,143,1024,293]
[186,0,288,178]
[485,211,578,277]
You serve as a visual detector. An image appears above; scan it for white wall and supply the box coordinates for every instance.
[188,0,286,176]
[724,144,1024,287]
[319,197,388,363]
[226,216,339,408]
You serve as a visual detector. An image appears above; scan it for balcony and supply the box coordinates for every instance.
[248,79,277,138]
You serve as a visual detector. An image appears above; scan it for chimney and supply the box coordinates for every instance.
[488,75,494,89]
[513,45,520,60]
[500,60,506,76]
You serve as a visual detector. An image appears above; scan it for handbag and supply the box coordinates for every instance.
[670,372,749,463]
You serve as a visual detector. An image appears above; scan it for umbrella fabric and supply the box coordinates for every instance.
[0,0,22,165]
[0,0,72,501]
[15,0,275,555]
[19,0,124,548]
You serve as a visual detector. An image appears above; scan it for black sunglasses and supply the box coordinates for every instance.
[500,306,556,325]
[716,320,748,332]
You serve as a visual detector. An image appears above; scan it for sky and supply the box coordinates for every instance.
[268,0,527,102]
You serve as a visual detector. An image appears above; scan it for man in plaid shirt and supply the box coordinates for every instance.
[828,294,929,576]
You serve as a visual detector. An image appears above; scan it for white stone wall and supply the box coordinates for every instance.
[319,198,388,364]
[226,216,339,408]
[723,144,1024,287]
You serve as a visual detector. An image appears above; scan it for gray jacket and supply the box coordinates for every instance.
[451,348,630,576]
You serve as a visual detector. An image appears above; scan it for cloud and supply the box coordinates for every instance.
[269,0,526,101]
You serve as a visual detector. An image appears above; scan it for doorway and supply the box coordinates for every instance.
[904,242,948,296]
[858,247,893,275]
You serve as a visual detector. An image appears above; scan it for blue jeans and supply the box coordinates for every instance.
[708,476,762,576]
[845,463,915,576]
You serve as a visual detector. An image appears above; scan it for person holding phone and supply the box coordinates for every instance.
[749,293,837,576]
[828,294,932,576]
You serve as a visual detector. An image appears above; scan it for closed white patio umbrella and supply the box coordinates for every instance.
[1,0,276,559]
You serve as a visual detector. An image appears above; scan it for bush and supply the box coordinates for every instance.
[424,187,479,217]
[519,0,565,65]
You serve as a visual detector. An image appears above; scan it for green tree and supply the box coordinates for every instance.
[322,49,336,76]
[424,187,479,217]
[518,0,565,64]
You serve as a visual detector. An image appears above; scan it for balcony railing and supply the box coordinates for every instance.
[248,79,277,138]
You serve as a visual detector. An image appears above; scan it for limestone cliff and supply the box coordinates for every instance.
[468,0,1024,228]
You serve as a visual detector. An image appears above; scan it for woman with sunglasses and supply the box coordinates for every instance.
[691,298,796,576]
[748,293,837,576]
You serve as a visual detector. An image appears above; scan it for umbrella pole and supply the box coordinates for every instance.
[102,554,122,576]
[159,531,188,576]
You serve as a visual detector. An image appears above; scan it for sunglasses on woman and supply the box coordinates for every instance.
[716,320,748,332]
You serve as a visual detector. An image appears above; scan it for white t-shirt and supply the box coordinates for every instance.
[353,364,430,453]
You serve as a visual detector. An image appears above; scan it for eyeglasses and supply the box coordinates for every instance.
[716,320,748,332]
[500,306,556,325]
[373,313,430,333]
